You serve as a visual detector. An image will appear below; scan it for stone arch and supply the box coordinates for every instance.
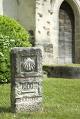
[50,0,80,64]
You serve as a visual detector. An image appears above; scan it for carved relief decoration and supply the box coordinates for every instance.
[22,58,35,72]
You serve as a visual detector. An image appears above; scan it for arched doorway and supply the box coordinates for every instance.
[59,1,75,64]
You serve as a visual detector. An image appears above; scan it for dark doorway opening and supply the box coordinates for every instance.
[59,1,75,64]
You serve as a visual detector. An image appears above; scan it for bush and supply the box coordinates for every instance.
[0,16,31,83]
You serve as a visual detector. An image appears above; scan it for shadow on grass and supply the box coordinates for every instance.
[0,106,11,113]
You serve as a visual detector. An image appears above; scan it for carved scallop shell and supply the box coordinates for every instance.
[23,58,35,71]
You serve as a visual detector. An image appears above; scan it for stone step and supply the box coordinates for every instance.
[43,65,80,79]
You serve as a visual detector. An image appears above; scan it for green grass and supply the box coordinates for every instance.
[0,78,80,119]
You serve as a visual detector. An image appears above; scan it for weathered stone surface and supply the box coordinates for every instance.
[11,47,42,112]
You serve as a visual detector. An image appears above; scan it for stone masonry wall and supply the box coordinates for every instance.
[36,0,55,65]
[0,0,3,15]
[0,0,35,31]
[18,0,35,31]
[2,0,18,19]
[36,0,80,65]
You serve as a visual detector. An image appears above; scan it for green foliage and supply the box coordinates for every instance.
[0,15,31,83]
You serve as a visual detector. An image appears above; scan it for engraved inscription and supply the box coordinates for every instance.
[22,82,33,90]
[21,82,40,96]
[15,82,41,98]
[16,97,42,104]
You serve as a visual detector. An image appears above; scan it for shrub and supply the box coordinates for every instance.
[0,15,31,83]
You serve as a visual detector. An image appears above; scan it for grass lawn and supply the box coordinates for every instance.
[0,78,80,119]
[43,64,80,67]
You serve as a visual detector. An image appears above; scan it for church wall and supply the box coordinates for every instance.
[36,0,55,65]
[0,0,3,15]
[0,0,35,31]
[3,0,18,19]
[17,0,35,31]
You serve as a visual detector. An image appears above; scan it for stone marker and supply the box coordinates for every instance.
[11,47,42,112]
